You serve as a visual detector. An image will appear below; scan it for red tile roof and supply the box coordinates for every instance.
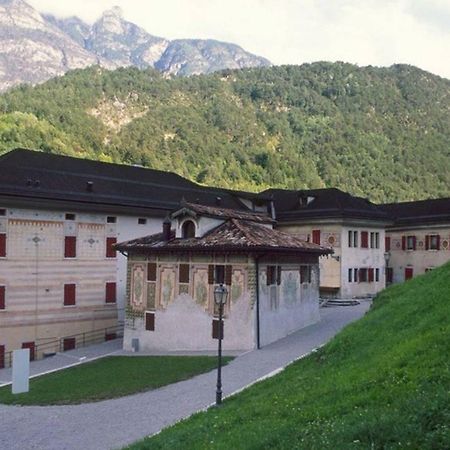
[116,218,332,255]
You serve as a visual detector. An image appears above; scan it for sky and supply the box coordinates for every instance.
[28,0,450,79]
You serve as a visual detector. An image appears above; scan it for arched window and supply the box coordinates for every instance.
[181,220,196,238]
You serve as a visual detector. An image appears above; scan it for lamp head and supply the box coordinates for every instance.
[214,283,228,305]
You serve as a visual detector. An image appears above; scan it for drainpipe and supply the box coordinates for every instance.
[255,256,261,349]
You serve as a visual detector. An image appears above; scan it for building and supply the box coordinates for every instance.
[116,202,331,351]
[262,188,391,298]
[382,198,450,283]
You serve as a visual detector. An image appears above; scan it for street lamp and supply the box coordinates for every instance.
[214,283,228,406]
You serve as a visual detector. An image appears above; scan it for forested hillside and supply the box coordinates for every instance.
[0,62,449,202]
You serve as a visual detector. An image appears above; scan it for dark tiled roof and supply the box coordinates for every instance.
[116,218,332,255]
[171,201,274,224]
[0,149,257,215]
[382,198,450,226]
[260,188,389,222]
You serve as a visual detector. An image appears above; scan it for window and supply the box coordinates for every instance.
[368,268,374,282]
[267,265,282,285]
[406,236,416,251]
[359,268,368,282]
[370,232,379,249]
[348,268,352,283]
[426,235,440,250]
[353,231,358,247]
[106,216,117,223]
[300,265,311,284]
[106,237,117,258]
[375,232,380,249]
[105,282,116,303]
[348,230,353,247]
[0,208,6,216]
[64,236,76,258]
[208,265,232,285]
[370,232,375,249]
[375,268,380,282]
[179,264,190,283]
[0,233,6,257]
[147,263,157,282]
[181,220,196,238]
[65,213,76,221]
[361,231,368,248]
[354,268,358,282]
[312,229,321,245]
[138,218,147,225]
[63,337,76,351]
[425,267,434,273]
[0,286,5,309]
[64,284,76,306]
[145,311,155,331]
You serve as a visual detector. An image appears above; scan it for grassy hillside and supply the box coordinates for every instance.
[1,63,449,202]
[129,263,450,449]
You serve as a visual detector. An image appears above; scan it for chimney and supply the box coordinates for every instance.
[162,218,171,241]
[86,181,94,192]
[215,196,222,206]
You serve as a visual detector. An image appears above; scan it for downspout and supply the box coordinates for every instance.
[255,256,261,349]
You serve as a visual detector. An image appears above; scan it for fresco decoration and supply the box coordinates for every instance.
[159,266,176,308]
[269,285,278,310]
[324,232,340,247]
[179,284,189,295]
[193,267,209,307]
[231,269,245,303]
[131,264,146,312]
[147,283,156,309]
[260,270,268,295]
[282,270,299,305]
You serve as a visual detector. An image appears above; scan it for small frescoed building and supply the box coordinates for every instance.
[116,202,332,352]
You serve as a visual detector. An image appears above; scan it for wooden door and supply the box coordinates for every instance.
[22,341,35,361]
[405,267,413,281]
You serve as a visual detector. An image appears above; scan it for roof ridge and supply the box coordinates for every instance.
[230,218,259,244]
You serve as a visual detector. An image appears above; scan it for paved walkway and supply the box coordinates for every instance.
[0,302,371,450]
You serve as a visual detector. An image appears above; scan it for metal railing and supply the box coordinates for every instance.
[1,322,124,369]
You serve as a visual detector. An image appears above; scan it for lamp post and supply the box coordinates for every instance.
[214,283,228,406]
[384,251,391,285]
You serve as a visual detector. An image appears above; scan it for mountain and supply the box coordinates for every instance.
[0,62,449,202]
[0,1,270,91]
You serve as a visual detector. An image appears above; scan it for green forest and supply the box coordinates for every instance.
[0,62,449,202]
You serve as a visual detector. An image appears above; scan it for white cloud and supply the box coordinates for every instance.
[27,0,450,78]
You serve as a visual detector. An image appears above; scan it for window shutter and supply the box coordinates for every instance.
[225,265,232,285]
[368,268,374,282]
[312,230,321,245]
[64,236,76,258]
[208,265,215,285]
[266,266,272,285]
[145,311,155,331]
[401,236,406,250]
[63,284,76,306]
[105,282,116,303]
[106,237,117,258]
[385,236,391,252]
[436,235,441,250]
[0,286,5,309]
[0,233,6,257]
[147,263,157,282]
[277,266,282,285]
[179,264,190,283]
[0,345,4,369]
[361,231,368,248]
[425,235,429,250]
[412,236,417,250]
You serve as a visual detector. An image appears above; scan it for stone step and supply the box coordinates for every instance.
[321,299,361,307]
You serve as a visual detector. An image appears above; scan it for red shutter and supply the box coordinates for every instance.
[208,265,215,285]
[0,345,4,369]
[105,282,116,303]
[368,268,374,282]
[425,235,430,250]
[179,264,190,283]
[106,237,117,258]
[385,236,391,252]
[402,236,406,250]
[312,230,321,245]
[436,235,441,250]
[147,263,157,282]
[64,236,76,258]
[22,342,35,361]
[412,236,417,250]
[225,265,232,285]
[0,286,4,309]
[361,231,368,248]
[0,233,6,257]
[63,284,76,306]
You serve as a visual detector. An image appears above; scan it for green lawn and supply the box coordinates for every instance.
[0,355,232,406]
[128,262,450,450]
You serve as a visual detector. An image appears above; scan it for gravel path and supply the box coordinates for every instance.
[0,302,371,450]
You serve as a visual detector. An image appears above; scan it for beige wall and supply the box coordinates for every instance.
[0,207,118,358]
[386,225,450,283]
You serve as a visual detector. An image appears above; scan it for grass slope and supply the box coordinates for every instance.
[130,263,450,449]
[0,355,232,406]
